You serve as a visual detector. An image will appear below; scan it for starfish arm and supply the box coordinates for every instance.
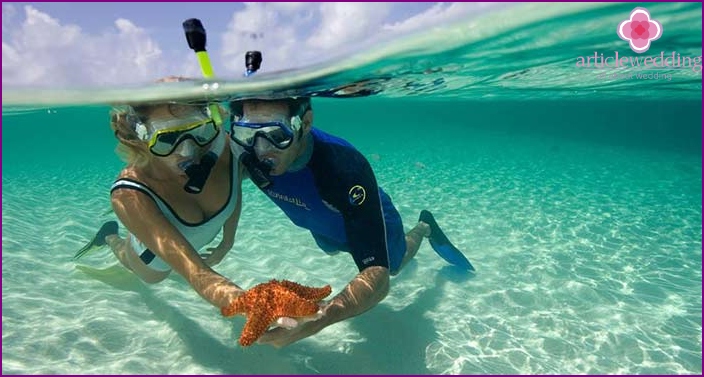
[222,280,334,347]
[221,294,250,317]
[272,288,321,317]
[240,311,274,346]
[278,280,333,301]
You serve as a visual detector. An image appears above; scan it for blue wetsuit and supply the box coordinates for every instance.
[259,128,406,273]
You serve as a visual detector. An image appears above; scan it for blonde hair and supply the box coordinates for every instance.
[109,106,153,168]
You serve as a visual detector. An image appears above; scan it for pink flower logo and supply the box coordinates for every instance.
[617,7,662,53]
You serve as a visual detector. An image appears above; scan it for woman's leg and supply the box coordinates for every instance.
[106,235,171,284]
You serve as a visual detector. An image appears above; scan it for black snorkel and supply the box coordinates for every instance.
[182,152,218,193]
[245,51,262,77]
[240,148,273,189]
[233,49,273,189]
[181,18,223,194]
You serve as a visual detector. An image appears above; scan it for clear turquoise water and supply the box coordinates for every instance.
[2,2,702,374]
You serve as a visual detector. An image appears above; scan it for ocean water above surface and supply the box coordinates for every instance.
[2,1,701,107]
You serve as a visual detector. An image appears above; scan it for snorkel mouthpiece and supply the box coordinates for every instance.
[184,151,217,194]
[241,150,272,189]
[181,129,226,194]
[262,157,275,167]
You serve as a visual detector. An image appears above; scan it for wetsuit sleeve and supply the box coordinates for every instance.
[313,145,390,272]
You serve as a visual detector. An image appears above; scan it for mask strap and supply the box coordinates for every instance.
[135,122,149,141]
[205,104,223,126]
[291,116,304,140]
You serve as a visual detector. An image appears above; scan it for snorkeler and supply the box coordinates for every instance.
[227,95,474,347]
[74,101,246,309]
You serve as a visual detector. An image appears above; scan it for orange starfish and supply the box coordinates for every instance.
[221,279,332,346]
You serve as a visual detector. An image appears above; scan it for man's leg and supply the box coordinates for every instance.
[385,208,430,275]
[311,232,344,255]
[395,222,430,274]
[379,191,431,275]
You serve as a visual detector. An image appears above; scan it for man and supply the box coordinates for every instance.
[227,97,474,347]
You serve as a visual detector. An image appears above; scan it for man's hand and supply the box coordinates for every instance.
[272,308,324,329]
[256,266,390,348]
[256,304,329,348]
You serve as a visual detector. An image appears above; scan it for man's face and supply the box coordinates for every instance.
[240,100,301,176]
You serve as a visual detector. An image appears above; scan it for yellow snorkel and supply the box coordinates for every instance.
[177,18,224,194]
[182,18,222,127]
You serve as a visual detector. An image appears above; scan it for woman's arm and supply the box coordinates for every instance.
[204,174,243,266]
[112,189,243,308]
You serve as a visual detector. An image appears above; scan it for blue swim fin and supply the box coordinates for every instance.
[73,221,118,260]
[419,210,475,271]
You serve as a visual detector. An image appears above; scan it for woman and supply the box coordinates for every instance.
[75,101,244,309]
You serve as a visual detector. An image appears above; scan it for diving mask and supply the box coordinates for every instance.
[229,116,302,150]
[137,112,220,157]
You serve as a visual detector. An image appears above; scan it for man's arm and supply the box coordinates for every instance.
[320,143,393,316]
[257,143,392,347]
[256,265,389,348]
[323,265,390,322]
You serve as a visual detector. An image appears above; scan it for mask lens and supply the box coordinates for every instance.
[230,120,294,149]
[266,127,291,144]
[149,119,219,156]
[157,132,180,145]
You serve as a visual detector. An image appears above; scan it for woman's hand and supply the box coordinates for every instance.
[202,241,233,267]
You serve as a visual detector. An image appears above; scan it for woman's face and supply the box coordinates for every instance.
[140,104,219,176]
